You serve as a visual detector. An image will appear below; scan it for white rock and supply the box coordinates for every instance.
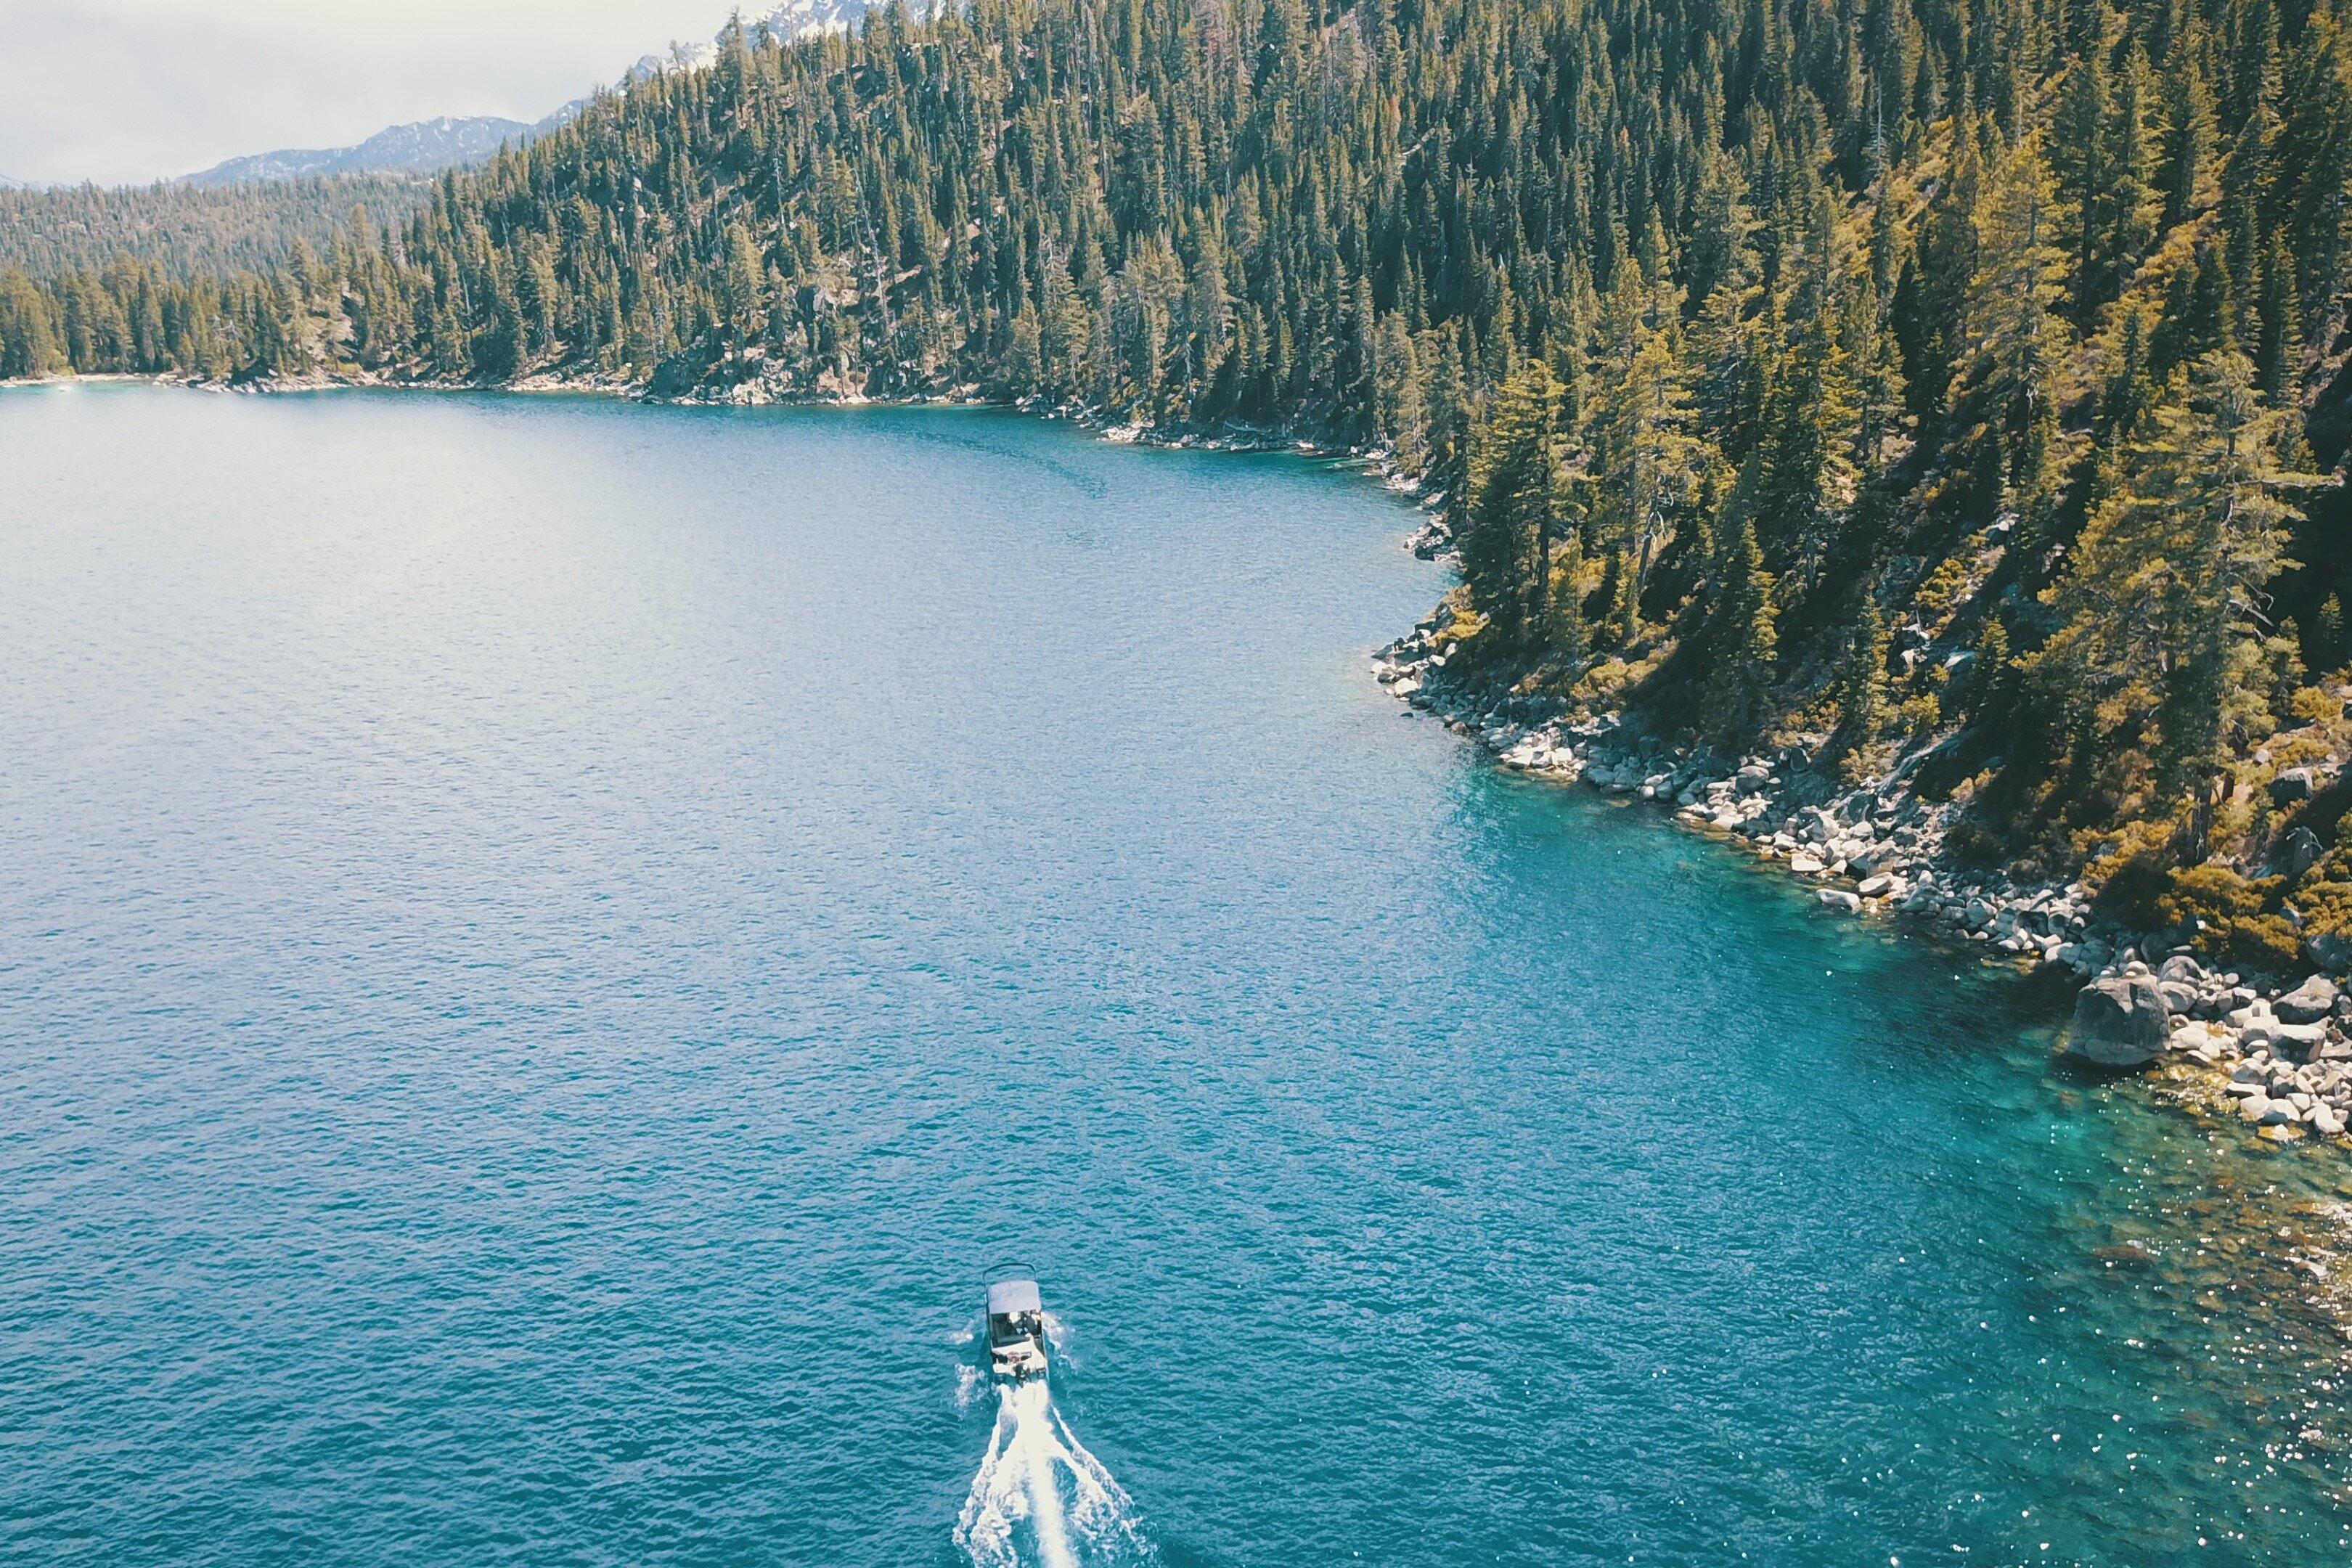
[1819,889,1862,912]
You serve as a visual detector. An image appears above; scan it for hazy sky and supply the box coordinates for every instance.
[0,1,751,186]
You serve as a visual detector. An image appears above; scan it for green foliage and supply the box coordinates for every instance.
[2155,864,2302,974]
[1700,522,1777,741]
[2294,814,2352,947]
[1832,595,1893,778]
[2016,348,2311,830]
[1461,362,1571,650]
[1,0,2347,887]
[0,177,427,279]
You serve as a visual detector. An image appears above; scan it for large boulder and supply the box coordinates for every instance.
[2276,975,2340,1025]
[2269,767,2316,805]
[2274,825,2325,880]
[2308,931,2352,976]
[2067,975,2171,1066]
[2247,1019,2331,1058]
[2157,954,2209,985]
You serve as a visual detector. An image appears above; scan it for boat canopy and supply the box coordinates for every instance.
[987,1279,1042,1316]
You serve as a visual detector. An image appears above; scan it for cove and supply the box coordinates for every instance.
[1,383,2348,1567]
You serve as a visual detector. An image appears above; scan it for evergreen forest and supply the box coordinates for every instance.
[6,0,2352,958]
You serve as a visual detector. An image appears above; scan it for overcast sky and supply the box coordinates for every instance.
[0,1,751,186]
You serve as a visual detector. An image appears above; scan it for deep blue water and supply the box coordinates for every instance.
[4,385,2351,1568]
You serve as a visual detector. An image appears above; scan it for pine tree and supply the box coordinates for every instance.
[1588,267,1702,642]
[1948,128,2072,526]
[2034,349,2307,807]
[1460,361,1568,650]
[1833,592,1893,775]
[1702,521,1778,740]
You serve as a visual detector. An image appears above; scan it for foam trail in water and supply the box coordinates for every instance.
[955,1380,1153,1568]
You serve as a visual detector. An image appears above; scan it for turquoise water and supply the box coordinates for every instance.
[3,385,2351,1567]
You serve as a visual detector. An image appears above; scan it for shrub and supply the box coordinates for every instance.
[2155,864,2301,976]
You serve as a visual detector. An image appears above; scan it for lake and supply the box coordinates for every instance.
[2,384,2349,1566]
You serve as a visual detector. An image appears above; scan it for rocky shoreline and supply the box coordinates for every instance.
[1375,610,2352,1151]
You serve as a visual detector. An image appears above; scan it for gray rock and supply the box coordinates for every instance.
[2277,1020,2333,1053]
[2269,767,2315,804]
[2308,931,2352,975]
[2274,825,2324,879]
[1818,889,1862,912]
[2066,976,2171,1067]
[2276,975,2339,1025]
[2157,954,2208,985]
[2261,1020,2332,1057]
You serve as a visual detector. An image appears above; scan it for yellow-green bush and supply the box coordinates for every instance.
[2155,865,2301,976]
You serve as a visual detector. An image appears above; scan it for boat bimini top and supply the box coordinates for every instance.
[984,1273,1049,1383]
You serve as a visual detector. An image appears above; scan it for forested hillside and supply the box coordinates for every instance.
[5,0,2351,950]
[0,176,428,279]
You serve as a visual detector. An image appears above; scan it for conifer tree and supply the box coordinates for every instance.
[1702,521,1778,740]
[1461,361,1569,650]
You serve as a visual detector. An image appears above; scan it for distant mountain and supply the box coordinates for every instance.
[179,114,544,187]
[745,0,936,42]
[174,1,936,189]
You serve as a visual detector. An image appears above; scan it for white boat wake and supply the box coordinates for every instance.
[955,1379,1154,1568]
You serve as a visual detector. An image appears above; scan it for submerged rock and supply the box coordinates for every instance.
[2066,975,2171,1067]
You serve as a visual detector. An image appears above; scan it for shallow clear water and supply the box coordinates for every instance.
[4,385,2351,1567]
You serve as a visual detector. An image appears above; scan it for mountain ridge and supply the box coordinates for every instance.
[174,0,918,187]
[179,114,547,187]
